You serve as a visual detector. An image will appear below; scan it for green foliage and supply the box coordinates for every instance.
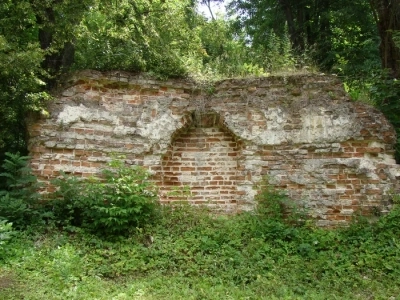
[0,1,53,159]
[0,153,42,228]
[72,1,302,81]
[194,18,263,79]
[50,158,159,235]
[0,220,14,260]
[73,0,202,78]
[190,17,299,80]
[229,0,378,73]
[261,28,296,73]
[2,190,400,298]
[369,74,400,161]
[0,35,50,157]
[255,184,290,222]
[254,180,307,226]
[48,172,86,230]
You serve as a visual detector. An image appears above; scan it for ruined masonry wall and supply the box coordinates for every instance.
[27,70,400,226]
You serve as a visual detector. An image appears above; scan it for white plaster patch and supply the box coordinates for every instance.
[354,158,379,180]
[137,113,180,142]
[387,166,400,179]
[297,112,354,143]
[289,173,311,185]
[378,154,397,164]
[57,104,119,126]
[237,185,257,204]
[257,107,287,144]
[224,107,289,144]
[113,126,136,137]
[143,155,162,166]
[223,107,356,145]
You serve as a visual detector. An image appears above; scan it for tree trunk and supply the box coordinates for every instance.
[278,0,304,52]
[31,0,75,83]
[371,0,400,78]
[316,0,333,69]
[38,14,75,75]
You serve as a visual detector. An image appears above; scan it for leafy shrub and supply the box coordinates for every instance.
[254,184,288,221]
[374,193,400,233]
[370,75,400,162]
[50,159,160,235]
[48,172,86,229]
[0,152,42,228]
[0,219,14,260]
[254,181,308,225]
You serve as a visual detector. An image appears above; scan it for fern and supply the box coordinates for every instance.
[0,152,42,228]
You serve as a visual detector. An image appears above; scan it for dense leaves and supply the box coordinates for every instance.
[228,0,380,72]
[0,153,42,228]
[1,185,400,298]
[73,0,203,77]
[370,0,400,79]
[47,158,159,235]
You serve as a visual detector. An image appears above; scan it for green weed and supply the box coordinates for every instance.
[49,158,160,235]
[0,152,43,228]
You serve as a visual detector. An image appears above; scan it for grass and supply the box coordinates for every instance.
[1,201,400,300]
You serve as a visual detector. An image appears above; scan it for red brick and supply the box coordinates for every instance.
[42,170,54,176]
[180,167,195,171]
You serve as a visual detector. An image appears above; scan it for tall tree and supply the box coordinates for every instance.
[73,0,204,77]
[29,0,96,86]
[0,0,94,158]
[370,0,400,79]
[0,1,47,157]
[370,0,400,162]
[229,0,376,71]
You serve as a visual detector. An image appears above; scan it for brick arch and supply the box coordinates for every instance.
[158,110,244,211]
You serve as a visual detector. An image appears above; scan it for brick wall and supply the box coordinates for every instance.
[27,70,400,226]
[157,112,243,211]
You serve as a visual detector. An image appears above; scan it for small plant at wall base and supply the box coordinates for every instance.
[0,219,14,260]
[247,181,309,243]
[166,185,192,203]
[0,152,43,229]
[254,178,308,224]
[50,158,160,235]
[49,172,87,229]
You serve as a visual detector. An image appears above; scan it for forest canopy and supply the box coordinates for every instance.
[0,0,399,161]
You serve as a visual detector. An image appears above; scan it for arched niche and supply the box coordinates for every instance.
[158,111,244,211]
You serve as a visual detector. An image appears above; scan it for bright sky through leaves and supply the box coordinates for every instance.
[197,1,227,19]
